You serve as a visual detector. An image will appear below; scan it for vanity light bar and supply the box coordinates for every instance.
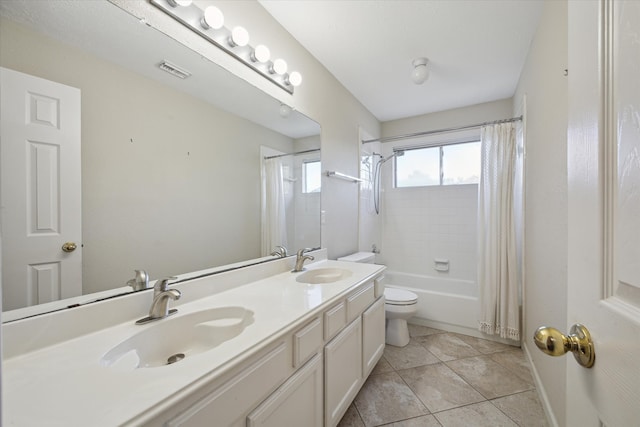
[150,0,299,94]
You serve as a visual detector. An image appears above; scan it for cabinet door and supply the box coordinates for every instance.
[362,297,385,377]
[247,354,323,427]
[324,317,362,427]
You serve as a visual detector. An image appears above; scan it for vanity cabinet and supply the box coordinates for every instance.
[142,278,384,427]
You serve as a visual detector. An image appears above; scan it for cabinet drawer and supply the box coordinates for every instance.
[293,317,322,367]
[324,301,347,341]
[346,282,375,322]
[166,341,290,427]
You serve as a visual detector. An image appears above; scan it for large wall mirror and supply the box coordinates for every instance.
[0,0,321,320]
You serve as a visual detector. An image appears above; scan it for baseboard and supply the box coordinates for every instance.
[408,317,520,347]
[522,342,559,427]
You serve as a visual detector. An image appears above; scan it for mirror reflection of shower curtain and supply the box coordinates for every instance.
[261,158,288,256]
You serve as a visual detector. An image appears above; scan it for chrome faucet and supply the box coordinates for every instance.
[270,245,288,258]
[135,276,181,325]
[292,248,314,272]
[126,269,149,291]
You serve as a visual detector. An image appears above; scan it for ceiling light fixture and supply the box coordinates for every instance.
[279,104,292,118]
[150,0,302,94]
[411,57,429,85]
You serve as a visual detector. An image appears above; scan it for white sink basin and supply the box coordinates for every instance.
[101,306,254,370]
[296,268,353,284]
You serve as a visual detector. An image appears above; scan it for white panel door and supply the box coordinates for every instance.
[565,1,640,426]
[1,67,82,311]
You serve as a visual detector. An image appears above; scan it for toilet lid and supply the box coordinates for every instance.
[384,288,418,304]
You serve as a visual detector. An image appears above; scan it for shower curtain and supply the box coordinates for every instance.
[478,122,520,341]
[261,158,288,257]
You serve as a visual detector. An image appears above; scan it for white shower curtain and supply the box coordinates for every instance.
[261,158,288,257]
[478,122,520,341]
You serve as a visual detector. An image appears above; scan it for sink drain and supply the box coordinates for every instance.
[167,353,185,365]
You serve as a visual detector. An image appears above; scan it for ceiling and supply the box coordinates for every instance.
[259,0,543,122]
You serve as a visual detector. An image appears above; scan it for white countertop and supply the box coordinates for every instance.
[2,259,385,426]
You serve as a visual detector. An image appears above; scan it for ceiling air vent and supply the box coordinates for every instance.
[158,60,191,79]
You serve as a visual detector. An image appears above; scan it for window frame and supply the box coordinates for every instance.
[302,159,322,194]
[393,138,481,188]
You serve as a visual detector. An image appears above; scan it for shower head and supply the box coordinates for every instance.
[379,150,405,165]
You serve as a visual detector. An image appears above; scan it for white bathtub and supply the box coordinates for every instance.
[382,270,481,335]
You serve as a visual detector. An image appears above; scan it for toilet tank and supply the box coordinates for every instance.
[337,252,376,264]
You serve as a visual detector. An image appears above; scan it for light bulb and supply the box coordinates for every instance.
[201,6,224,30]
[287,71,302,87]
[229,26,249,47]
[271,58,287,75]
[168,0,192,6]
[411,58,429,85]
[251,45,271,63]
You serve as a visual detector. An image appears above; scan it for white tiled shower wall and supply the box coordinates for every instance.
[378,184,478,282]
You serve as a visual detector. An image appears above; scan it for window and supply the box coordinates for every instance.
[395,141,480,187]
[303,160,321,193]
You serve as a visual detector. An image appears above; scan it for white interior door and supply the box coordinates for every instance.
[565,1,640,426]
[0,67,82,311]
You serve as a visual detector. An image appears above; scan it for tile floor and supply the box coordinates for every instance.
[338,324,549,427]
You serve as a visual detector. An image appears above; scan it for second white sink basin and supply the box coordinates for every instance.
[296,268,353,284]
[101,306,254,370]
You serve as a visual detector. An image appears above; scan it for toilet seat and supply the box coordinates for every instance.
[384,288,417,306]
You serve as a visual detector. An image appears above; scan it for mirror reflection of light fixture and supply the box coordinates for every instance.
[279,104,292,118]
[151,0,301,94]
[411,57,429,85]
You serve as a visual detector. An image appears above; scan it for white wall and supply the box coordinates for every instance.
[513,1,568,425]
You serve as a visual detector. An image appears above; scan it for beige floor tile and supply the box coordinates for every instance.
[489,349,535,384]
[383,340,440,370]
[492,390,549,427]
[354,371,429,427]
[370,356,395,375]
[414,333,480,361]
[390,414,442,427]
[446,356,534,399]
[337,403,365,427]
[398,363,485,413]
[433,401,518,427]
[452,333,517,354]
[408,324,445,337]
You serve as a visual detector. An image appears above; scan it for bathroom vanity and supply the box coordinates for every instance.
[2,250,386,427]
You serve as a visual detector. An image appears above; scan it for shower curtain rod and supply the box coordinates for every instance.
[263,148,320,160]
[361,115,523,144]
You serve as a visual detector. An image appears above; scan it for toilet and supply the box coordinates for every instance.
[337,252,418,347]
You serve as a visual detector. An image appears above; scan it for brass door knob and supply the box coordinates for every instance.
[533,323,595,368]
[62,242,77,252]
